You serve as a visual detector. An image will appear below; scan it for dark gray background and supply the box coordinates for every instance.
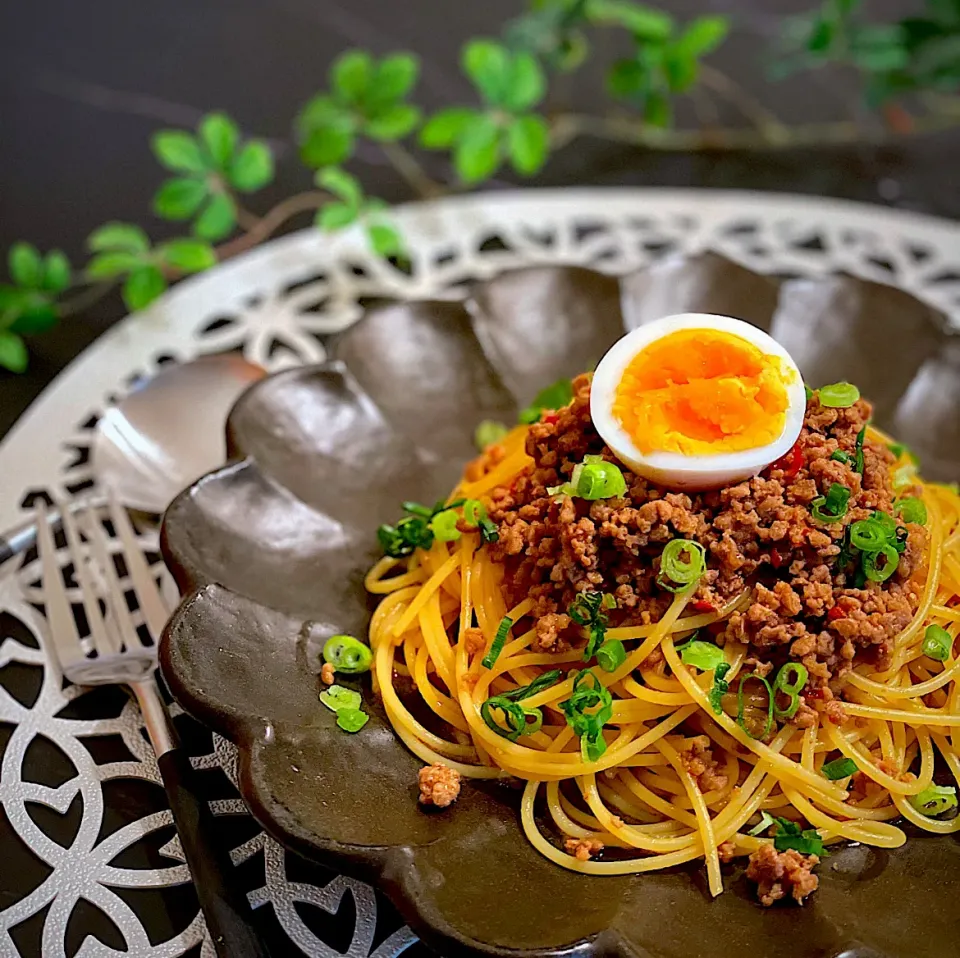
[1,0,957,437]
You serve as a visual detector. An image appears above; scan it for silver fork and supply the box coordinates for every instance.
[36,496,272,958]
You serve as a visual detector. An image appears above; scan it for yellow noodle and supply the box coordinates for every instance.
[365,419,960,894]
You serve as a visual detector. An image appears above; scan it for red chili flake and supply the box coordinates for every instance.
[770,548,786,569]
[542,413,559,425]
[691,599,714,613]
[806,687,826,701]
[827,605,846,621]
[771,442,804,481]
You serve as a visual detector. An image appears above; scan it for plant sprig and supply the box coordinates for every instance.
[4,0,960,373]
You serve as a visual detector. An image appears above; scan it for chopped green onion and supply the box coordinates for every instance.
[576,460,628,500]
[821,757,857,780]
[771,662,808,719]
[481,694,542,741]
[336,708,369,733]
[430,508,461,542]
[748,810,776,836]
[818,382,861,408]
[892,463,918,491]
[482,616,513,668]
[401,501,434,518]
[679,640,725,672]
[475,419,509,450]
[736,672,775,740]
[888,441,919,464]
[708,662,731,714]
[319,684,363,713]
[561,669,614,748]
[596,639,626,673]
[462,499,499,544]
[895,497,927,525]
[581,729,607,762]
[922,624,954,662]
[323,635,373,674]
[603,594,617,610]
[871,510,897,536]
[830,450,852,464]
[772,817,827,857]
[804,384,814,401]
[379,500,466,557]
[862,544,900,582]
[810,483,851,524]
[518,378,573,425]
[909,784,958,817]
[849,518,888,552]
[658,538,707,593]
[499,669,563,703]
[854,425,867,474]
[569,591,615,661]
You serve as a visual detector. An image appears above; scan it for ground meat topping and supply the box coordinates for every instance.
[418,763,461,808]
[563,837,604,861]
[745,843,820,906]
[482,377,923,697]
[680,735,729,792]
[320,662,335,685]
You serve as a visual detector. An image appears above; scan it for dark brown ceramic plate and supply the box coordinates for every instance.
[161,254,960,958]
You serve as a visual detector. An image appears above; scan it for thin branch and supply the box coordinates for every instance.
[234,203,261,231]
[551,102,960,152]
[698,65,791,142]
[57,281,115,319]
[216,191,328,260]
[379,141,445,199]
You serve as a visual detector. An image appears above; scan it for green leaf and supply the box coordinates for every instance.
[463,39,510,105]
[807,17,834,54]
[419,108,478,148]
[664,50,699,92]
[317,202,359,231]
[607,59,647,98]
[0,330,28,373]
[297,95,350,137]
[199,112,240,169]
[373,53,419,100]
[86,251,144,279]
[10,302,58,335]
[41,251,71,293]
[676,16,730,57]
[454,116,502,183]
[364,104,421,140]
[508,114,550,175]
[852,24,909,72]
[644,89,672,127]
[588,0,673,40]
[122,266,167,312]
[316,203,360,233]
[153,178,209,220]
[193,192,237,241]
[229,141,274,192]
[503,52,546,112]
[300,125,355,168]
[333,50,373,100]
[151,130,208,173]
[317,167,362,207]
[9,243,43,288]
[367,222,404,258]
[159,239,217,273]
[87,222,150,254]
[0,286,59,334]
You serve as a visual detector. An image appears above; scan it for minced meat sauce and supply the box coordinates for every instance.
[485,374,926,706]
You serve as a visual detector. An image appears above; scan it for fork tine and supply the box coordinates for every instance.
[79,499,142,651]
[107,494,169,641]
[35,502,87,669]
[60,499,122,657]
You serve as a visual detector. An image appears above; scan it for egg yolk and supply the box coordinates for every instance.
[612,328,793,456]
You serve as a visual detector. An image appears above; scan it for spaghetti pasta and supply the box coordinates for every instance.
[365,400,960,903]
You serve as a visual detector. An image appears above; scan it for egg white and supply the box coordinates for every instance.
[590,313,807,491]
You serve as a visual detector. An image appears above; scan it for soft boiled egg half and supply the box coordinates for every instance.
[590,314,806,491]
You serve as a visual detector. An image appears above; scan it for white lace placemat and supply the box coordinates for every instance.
[1,188,958,957]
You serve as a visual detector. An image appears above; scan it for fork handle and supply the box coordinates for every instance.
[157,747,273,957]
[132,680,272,958]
